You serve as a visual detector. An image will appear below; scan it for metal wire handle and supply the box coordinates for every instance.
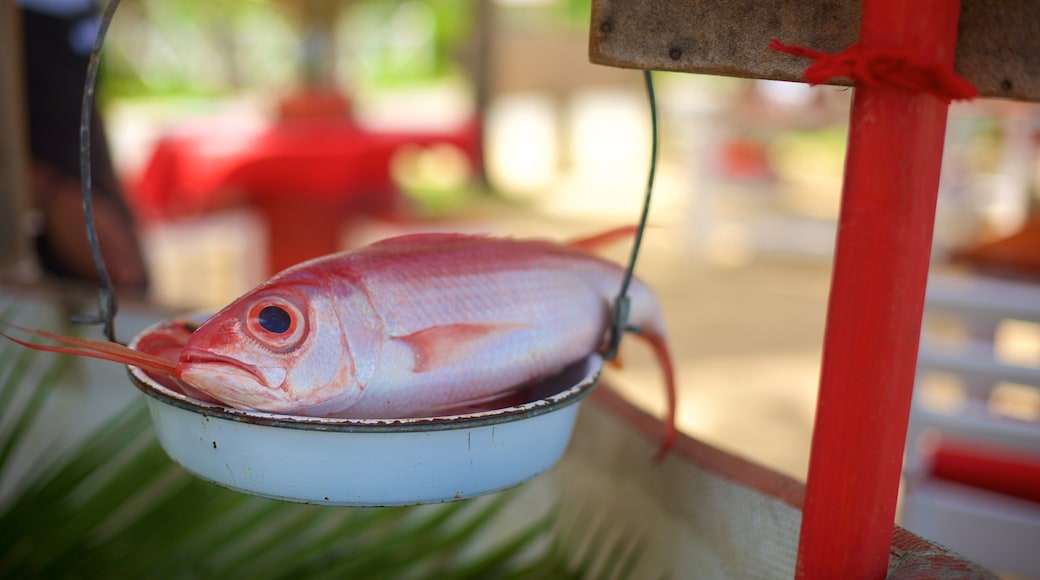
[74,0,123,342]
[602,69,658,361]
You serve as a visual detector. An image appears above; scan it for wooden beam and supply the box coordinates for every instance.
[0,4,30,270]
[589,0,1040,101]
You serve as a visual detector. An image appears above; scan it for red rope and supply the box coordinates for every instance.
[768,39,977,103]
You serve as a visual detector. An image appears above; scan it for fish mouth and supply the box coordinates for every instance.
[179,348,267,387]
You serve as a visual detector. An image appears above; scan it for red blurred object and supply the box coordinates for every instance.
[951,213,1040,280]
[719,138,771,180]
[277,87,353,120]
[931,439,1040,505]
[131,108,481,274]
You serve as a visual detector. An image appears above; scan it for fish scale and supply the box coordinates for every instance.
[330,236,650,417]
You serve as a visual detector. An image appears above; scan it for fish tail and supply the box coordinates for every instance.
[566,226,638,253]
[629,328,678,461]
[1,323,179,377]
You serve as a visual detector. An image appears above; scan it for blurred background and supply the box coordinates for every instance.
[4,0,1040,490]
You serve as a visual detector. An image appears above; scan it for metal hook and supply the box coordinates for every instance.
[73,0,123,343]
[603,69,658,361]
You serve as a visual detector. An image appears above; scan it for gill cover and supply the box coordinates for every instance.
[266,279,385,415]
[178,272,385,416]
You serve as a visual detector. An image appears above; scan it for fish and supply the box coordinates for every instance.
[3,229,678,457]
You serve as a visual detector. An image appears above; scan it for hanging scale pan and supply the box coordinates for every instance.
[72,0,659,506]
[127,317,601,506]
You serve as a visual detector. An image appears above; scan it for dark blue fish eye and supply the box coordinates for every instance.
[257,305,292,334]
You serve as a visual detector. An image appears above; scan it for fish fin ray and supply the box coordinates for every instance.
[607,348,624,370]
[566,226,638,253]
[627,329,678,461]
[374,227,636,256]
[372,233,490,248]
[395,322,531,373]
[1,324,178,377]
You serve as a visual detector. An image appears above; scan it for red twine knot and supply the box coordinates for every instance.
[768,39,977,104]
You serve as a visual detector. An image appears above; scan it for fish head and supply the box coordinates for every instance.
[177,275,377,416]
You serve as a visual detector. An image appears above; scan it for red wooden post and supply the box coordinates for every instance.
[795,1,963,577]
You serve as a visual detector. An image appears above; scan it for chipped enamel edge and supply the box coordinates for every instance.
[127,318,602,434]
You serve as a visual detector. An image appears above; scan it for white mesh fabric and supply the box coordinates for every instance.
[548,396,802,579]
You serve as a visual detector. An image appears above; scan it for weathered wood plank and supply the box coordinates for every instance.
[0,4,30,270]
[589,0,1040,102]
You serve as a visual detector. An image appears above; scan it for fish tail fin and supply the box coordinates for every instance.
[1,323,179,378]
[628,328,678,461]
[566,226,638,253]
[607,345,624,371]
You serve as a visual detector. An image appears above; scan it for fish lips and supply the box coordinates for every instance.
[178,348,289,408]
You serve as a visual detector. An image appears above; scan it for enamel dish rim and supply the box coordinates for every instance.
[126,318,602,506]
[128,357,600,432]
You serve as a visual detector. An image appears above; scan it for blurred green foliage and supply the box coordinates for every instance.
[0,316,642,579]
[99,0,594,100]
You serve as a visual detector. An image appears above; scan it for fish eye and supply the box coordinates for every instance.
[246,298,306,352]
[258,306,291,334]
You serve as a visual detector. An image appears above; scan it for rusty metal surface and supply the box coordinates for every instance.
[589,0,1040,102]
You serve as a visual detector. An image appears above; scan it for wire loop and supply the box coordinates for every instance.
[74,8,658,351]
[603,69,658,361]
[76,0,122,342]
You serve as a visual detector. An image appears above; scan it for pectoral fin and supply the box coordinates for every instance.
[395,322,531,373]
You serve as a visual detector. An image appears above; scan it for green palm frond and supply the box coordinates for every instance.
[0,331,648,579]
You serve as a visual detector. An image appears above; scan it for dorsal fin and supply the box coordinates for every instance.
[566,226,638,253]
[369,228,637,254]
[371,232,491,247]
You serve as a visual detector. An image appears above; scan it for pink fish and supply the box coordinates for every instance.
[4,229,677,456]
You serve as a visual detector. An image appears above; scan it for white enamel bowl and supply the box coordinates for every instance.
[127,320,601,506]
